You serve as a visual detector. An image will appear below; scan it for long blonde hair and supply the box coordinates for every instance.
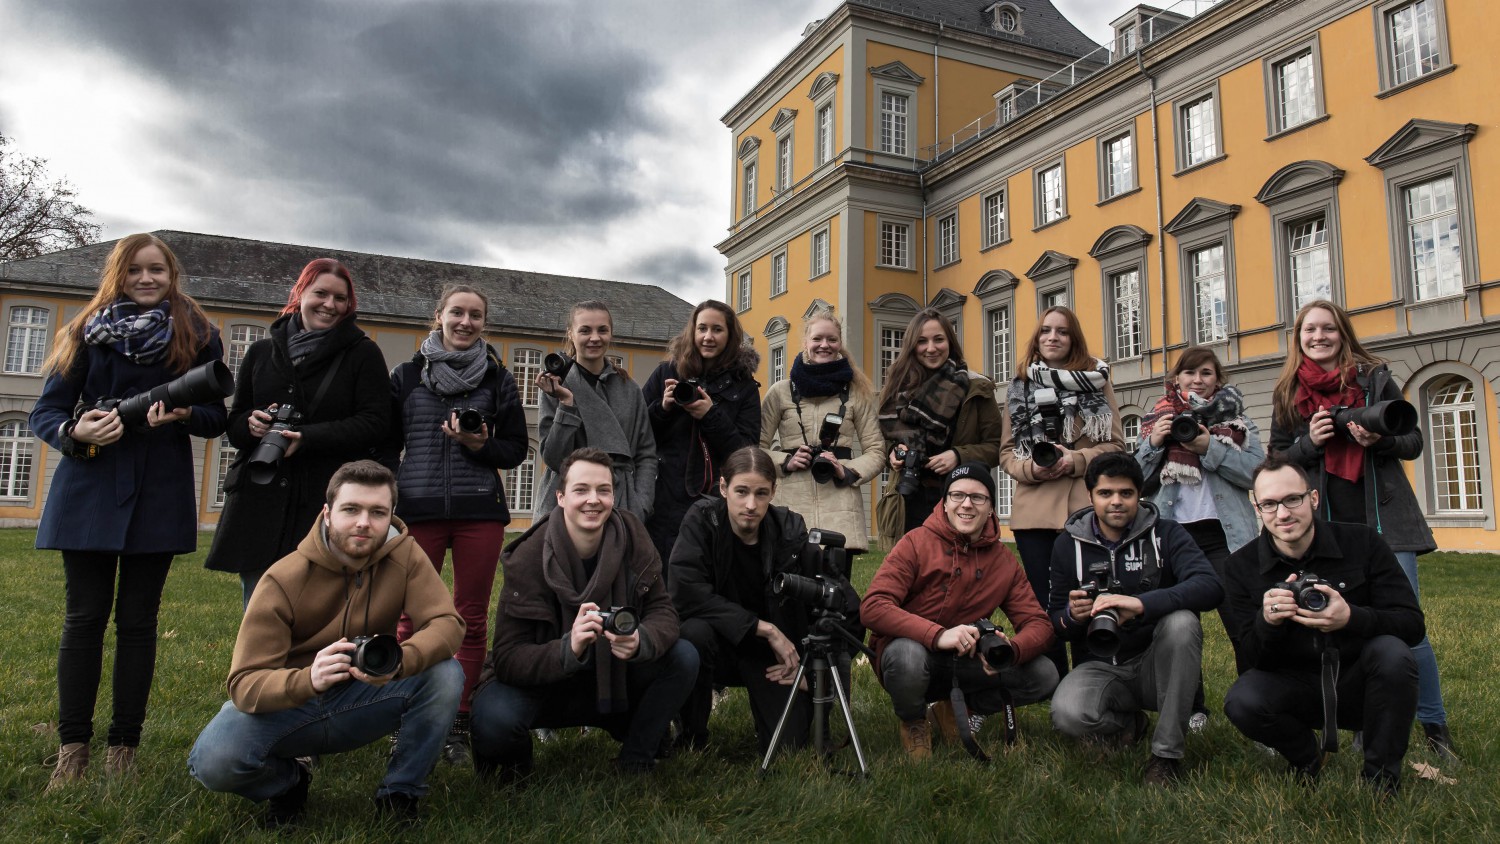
[43,233,212,377]
[800,307,873,399]
[1272,299,1384,431]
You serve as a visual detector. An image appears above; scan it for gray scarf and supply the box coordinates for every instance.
[418,331,487,396]
[285,314,336,368]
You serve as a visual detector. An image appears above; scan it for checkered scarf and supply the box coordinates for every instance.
[1006,360,1112,460]
[83,299,173,366]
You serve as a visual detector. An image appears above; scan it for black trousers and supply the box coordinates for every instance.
[678,618,812,753]
[58,551,174,746]
[1012,527,1071,679]
[1224,635,1417,786]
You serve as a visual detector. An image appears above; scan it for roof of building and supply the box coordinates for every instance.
[0,230,695,342]
[850,0,1102,59]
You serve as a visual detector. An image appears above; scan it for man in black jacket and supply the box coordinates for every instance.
[468,448,698,777]
[1221,457,1424,795]
[1048,453,1223,785]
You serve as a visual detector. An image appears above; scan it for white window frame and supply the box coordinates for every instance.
[1189,244,1230,345]
[878,219,912,269]
[1173,82,1224,173]
[776,133,793,193]
[1263,38,1325,138]
[816,103,835,166]
[225,323,268,377]
[742,160,758,217]
[512,348,543,408]
[1097,127,1137,202]
[212,435,236,508]
[1122,414,1142,451]
[1402,176,1465,302]
[1374,0,1454,96]
[987,305,1012,382]
[1034,157,1067,228]
[0,417,35,500]
[770,344,786,383]
[936,213,959,268]
[770,250,788,297]
[1109,268,1144,359]
[879,89,911,156]
[1287,215,1333,309]
[981,187,1009,249]
[737,268,753,313]
[4,305,50,375]
[810,225,831,279]
[509,448,537,515]
[1425,375,1483,514]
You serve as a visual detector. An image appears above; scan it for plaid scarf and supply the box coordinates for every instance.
[83,299,174,365]
[1142,385,1248,486]
[1006,360,1112,460]
[878,360,969,455]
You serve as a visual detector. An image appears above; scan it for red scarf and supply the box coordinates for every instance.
[1293,358,1365,483]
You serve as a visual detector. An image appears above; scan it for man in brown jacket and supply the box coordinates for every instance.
[189,460,464,827]
[861,462,1059,758]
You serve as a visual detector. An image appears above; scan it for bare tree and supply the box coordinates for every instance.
[0,134,101,260]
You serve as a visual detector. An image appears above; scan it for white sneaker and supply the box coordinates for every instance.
[1188,712,1209,734]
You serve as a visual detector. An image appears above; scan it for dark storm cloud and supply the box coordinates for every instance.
[21,0,664,260]
[615,245,721,298]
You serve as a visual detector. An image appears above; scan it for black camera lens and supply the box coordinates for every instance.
[1031,440,1062,469]
[1283,573,1330,612]
[247,404,301,485]
[544,352,573,380]
[352,634,403,677]
[895,442,925,496]
[1085,610,1123,658]
[592,606,640,636]
[110,360,235,428]
[810,453,839,484]
[456,407,485,434]
[671,379,701,405]
[1331,400,1417,438]
[974,620,1014,668]
[1169,413,1202,444]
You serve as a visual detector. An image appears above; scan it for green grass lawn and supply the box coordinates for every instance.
[2,528,1496,842]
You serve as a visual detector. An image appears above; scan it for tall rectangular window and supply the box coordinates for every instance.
[513,349,542,407]
[1111,269,1143,359]
[0,419,34,499]
[879,221,910,268]
[1038,164,1064,225]
[4,306,49,375]
[937,214,958,266]
[1181,94,1219,166]
[1288,217,1332,309]
[994,472,1013,519]
[776,136,793,191]
[880,327,905,383]
[1190,244,1228,343]
[742,161,757,217]
[771,346,786,383]
[213,436,235,507]
[880,91,908,155]
[226,324,266,377]
[1273,50,1318,131]
[816,104,834,166]
[998,94,1015,123]
[737,269,752,312]
[1103,133,1134,198]
[982,190,1007,247]
[811,229,830,277]
[1428,376,1484,512]
[1387,0,1442,85]
[771,253,787,296]
[987,306,1011,380]
[508,449,537,513]
[1404,175,1463,301]
[1042,288,1070,311]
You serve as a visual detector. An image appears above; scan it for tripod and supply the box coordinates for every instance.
[760,612,875,776]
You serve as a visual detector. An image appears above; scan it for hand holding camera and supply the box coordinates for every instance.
[71,407,124,446]
[936,624,980,657]
[1267,572,1350,632]
[442,410,489,451]
[665,378,711,418]
[247,404,303,484]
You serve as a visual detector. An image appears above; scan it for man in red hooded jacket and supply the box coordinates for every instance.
[861,462,1059,758]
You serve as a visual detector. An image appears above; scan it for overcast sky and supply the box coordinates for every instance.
[1,0,1127,305]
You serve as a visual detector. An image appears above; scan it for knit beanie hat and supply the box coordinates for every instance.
[944,461,997,500]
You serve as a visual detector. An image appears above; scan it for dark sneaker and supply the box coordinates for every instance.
[1423,722,1458,763]
[442,713,471,766]
[1143,754,1181,787]
[374,792,420,823]
[1363,772,1400,799]
[264,757,312,829]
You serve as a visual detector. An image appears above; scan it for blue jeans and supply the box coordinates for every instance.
[1394,550,1448,725]
[470,640,698,771]
[189,659,463,801]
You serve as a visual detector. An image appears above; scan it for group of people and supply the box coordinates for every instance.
[30,233,1455,826]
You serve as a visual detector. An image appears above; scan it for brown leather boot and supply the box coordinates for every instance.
[105,745,137,776]
[899,718,932,759]
[927,700,958,745]
[46,742,89,791]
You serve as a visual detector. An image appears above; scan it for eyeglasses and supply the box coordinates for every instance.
[1254,491,1311,514]
[945,491,992,506]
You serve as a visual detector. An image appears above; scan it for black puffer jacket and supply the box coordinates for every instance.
[1270,363,1436,554]
[641,346,761,561]
[385,345,529,524]
[206,315,390,573]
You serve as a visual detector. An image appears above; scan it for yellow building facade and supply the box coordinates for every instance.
[723,0,1500,550]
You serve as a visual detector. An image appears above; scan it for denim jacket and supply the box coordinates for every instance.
[1134,413,1265,554]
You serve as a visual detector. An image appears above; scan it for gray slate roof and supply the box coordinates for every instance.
[850,0,1103,59]
[0,230,694,342]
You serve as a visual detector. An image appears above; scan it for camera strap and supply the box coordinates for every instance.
[948,669,1017,763]
[304,349,348,419]
[790,382,848,448]
[1317,634,1341,755]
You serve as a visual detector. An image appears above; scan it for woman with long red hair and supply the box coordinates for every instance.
[205,258,391,605]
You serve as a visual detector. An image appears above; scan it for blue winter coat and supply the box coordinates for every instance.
[31,332,228,554]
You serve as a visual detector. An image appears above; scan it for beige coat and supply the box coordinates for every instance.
[998,380,1125,531]
[759,379,885,549]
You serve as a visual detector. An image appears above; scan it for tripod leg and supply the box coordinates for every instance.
[759,659,812,773]
[828,661,869,777]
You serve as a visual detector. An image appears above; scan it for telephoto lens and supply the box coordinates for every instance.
[247,404,302,485]
[351,634,403,677]
[1331,400,1417,438]
[109,360,235,428]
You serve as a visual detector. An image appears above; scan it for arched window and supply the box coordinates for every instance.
[1122,414,1143,450]
[0,418,35,498]
[1427,375,1483,512]
[226,324,268,376]
[4,306,50,375]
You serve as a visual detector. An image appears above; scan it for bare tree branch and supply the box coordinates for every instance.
[0,134,101,260]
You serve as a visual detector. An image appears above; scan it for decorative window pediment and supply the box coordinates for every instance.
[770,108,798,133]
[802,299,834,320]
[1164,197,1241,236]
[927,288,967,310]
[1025,250,1079,280]
[985,2,1025,35]
[1255,160,1345,204]
[764,316,790,339]
[868,61,925,85]
[1365,119,1477,169]
[972,270,1020,296]
[869,292,922,314]
[807,71,840,100]
[738,136,762,159]
[1089,225,1153,259]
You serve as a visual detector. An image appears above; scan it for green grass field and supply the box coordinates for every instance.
[2,528,1495,842]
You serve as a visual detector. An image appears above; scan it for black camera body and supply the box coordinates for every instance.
[1079,561,1124,658]
[671,378,703,405]
[455,406,487,434]
[351,633,403,678]
[543,352,573,380]
[247,404,303,485]
[589,605,640,636]
[973,618,1014,668]
[894,440,926,497]
[1327,400,1417,438]
[81,360,234,430]
[1275,572,1330,612]
[1169,411,1206,444]
[774,528,852,612]
[808,412,845,484]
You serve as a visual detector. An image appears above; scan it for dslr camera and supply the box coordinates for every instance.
[1168,402,1240,444]
[894,440,926,497]
[588,605,641,636]
[454,406,487,434]
[543,352,573,380]
[772,529,852,613]
[1078,560,1124,658]
[1029,387,1066,468]
[973,618,1014,668]
[1327,400,1418,439]
[78,359,234,430]
[351,633,403,678]
[807,413,846,485]
[1274,572,1330,612]
[671,377,703,405]
[247,404,302,485]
